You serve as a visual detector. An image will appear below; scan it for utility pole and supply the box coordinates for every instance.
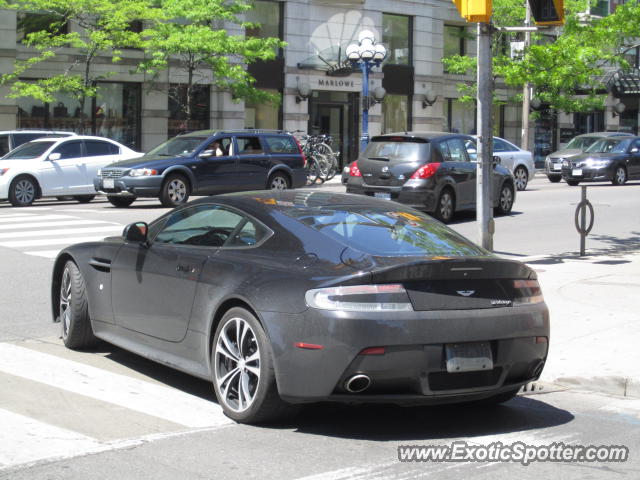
[521,2,532,151]
[476,22,494,251]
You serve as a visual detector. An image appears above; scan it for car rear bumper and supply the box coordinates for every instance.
[94,176,162,197]
[260,302,549,404]
[346,179,438,211]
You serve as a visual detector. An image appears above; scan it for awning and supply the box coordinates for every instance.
[608,68,640,97]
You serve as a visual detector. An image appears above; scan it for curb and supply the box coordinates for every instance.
[551,376,640,398]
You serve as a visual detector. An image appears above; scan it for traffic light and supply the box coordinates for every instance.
[451,0,492,23]
[529,0,564,25]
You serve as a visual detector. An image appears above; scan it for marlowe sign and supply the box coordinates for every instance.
[309,77,362,92]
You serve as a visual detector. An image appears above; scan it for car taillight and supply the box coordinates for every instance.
[305,284,413,312]
[410,162,441,179]
[349,162,362,177]
[294,137,307,168]
[513,279,544,306]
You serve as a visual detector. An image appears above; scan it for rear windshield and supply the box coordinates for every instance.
[3,140,55,159]
[363,138,425,161]
[284,206,486,257]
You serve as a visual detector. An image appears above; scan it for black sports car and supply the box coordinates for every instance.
[52,191,549,424]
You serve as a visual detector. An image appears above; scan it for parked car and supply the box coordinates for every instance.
[545,132,633,183]
[95,129,307,208]
[345,132,516,223]
[51,190,549,423]
[0,136,140,207]
[0,129,76,157]
[561,136,640,186]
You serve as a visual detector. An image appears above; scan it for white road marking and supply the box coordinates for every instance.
[0,214,74,223]
[0,225,123,239]
[0,343,231,429]
[23,249,66,259]
[0,219,115,231]
[0,235,117,248]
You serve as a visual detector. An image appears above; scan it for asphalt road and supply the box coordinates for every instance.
[1,176,639,479]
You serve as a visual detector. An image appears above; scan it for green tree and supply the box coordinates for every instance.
[0,0,156,132]
[139,0,286,129]
[442,0,640,113]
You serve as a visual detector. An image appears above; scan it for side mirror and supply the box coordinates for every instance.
[123,221,148,243]
[199,149,214,158]
[493,156,501,165]
[631,147,639,154]
[48,152,61,161]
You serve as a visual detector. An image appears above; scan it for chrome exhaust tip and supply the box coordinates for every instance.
[344,374,371,393]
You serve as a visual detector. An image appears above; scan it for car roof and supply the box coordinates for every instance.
[29,135,122,143]
[179,129,291,138]
[575,131,634,138]
[374,131,470,141]
[0,130,76,135]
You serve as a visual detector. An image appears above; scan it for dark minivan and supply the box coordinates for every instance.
[95,130,307,207]
[346,132,516,223]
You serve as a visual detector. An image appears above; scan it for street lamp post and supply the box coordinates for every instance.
[346,31,387,152]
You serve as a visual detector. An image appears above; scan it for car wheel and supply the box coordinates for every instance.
[74,195,96,203]
[566,180,580,186]
[9,176,37,207]
[212,307,296,424]
[513,166,528,191]
[496,182,514,215]
[160,174,190,207]
[434,188,455,223]
[612,166,627,186]
[547,176,561,183]
[107,196,136,208]
[60,260,98,350]
[268,172,290,190]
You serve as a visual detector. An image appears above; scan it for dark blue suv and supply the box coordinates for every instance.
[94,130,307,207]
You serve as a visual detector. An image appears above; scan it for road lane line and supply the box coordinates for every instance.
[0,225,123,239]
[0,235,120,248]
[0,219,115,231]
[0,343,231,429]
[0,214,75,223]
[23,249,66,259]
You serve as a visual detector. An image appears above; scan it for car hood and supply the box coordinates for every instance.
[103,154,186,169]
[548,148,582,158]
[569,152,620,162]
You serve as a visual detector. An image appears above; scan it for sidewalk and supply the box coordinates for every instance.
[524,251,640,397]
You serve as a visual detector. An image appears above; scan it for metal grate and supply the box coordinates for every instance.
[100,169,126,179]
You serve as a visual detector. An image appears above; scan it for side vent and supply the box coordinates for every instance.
[89,258,111,273]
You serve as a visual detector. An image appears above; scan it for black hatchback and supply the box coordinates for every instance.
[95,130,307,207]
[345,132,516,223]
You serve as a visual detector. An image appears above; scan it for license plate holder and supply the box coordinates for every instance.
[445,342,493,373]
[572,168,583,176]
[553,164,562,171]
[374,192,391,200]
[103,178,115,189]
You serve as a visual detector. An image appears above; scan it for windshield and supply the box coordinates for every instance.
[146,136,208,156]
[564,136,599,151]
[364,139,424,161]
[284,206,486,257]
[2,141,55,160]
[585,138,629,153]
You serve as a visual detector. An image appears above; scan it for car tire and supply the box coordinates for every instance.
[547,176,561,183]
[59,260,99,350]
[160,174,190,207]
[612,166,627,186]
[434,188,455,224]
[74,195,96,203]
[566,180,580,186]
[474,387,520,405]
[268,172,290,190]
[513,166,528,191]
[9,175,37,207]
[212,307,297,424]
[495,182,514,216]
[107,196,136,208]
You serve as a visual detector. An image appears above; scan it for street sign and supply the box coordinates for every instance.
[451,0,492,23]
[529,0,564,25]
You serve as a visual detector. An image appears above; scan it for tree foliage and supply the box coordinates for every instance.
[442,0,640,113]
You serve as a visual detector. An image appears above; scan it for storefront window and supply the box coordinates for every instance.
[446,98,476,134]
[443,25,466,73]
[382,95,409,133]
[17,12,67,43]
[574,111,604,135]
[245,0,282,54]
[382,14,411,65]
[245,89,280,129]
[168,84,210,138]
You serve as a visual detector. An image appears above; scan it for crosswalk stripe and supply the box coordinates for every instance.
[0,214,74,223]
[0,235,118,248]
[0,225,123,239]
[0,343,231,429]
[0,219,113,231]
[23,249,66,259]
[0,213,39,219]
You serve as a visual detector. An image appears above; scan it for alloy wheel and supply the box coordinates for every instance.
[214,317,261,413]
[614,167,626,185]
[500,185,513,211]
[439,192,453,221]
[60,267,72,340]
[270,175,288,190]
[514,167,528,191]
[168,179,187,203]
[14,179,35,205]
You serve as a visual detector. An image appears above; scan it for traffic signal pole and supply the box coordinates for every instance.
[476,22,494,251]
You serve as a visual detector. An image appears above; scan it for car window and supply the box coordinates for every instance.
[3,140,56,159]
[52,140,83,159]
[493,138,515,152]
[153,204,267,247]
[236,136,264,155]
[13,133,49,147]
[202,137,232,157]
[264,136,298,154]
[631,139,640,151]
[463,139,477,161]
[445,138,468,162]
[611,139,632,153]
[565,136,599,151]
[0,135,9,157]
[437,141,452,161]
[284,206,486,257]
[84,140,119,156]
[147,136,208,156]
[585,138,625,153]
